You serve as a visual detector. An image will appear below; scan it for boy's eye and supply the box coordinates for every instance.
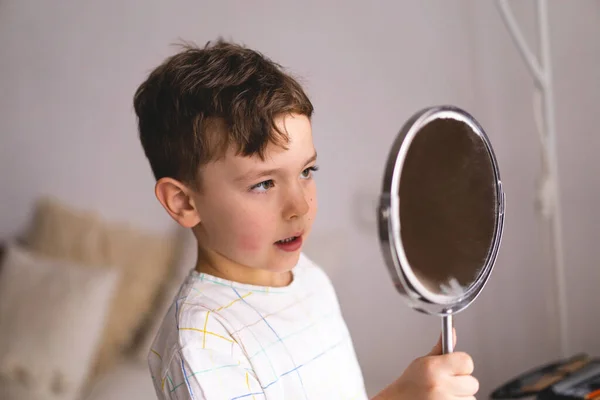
[301,165,319,179]
[250,180,274,193]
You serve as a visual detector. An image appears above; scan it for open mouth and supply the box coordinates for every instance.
[276,236,299,244]
[274,233,303,252]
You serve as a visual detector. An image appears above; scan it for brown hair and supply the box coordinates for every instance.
[133,39,314,185]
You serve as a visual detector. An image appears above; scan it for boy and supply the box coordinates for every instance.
[134,39,479,399]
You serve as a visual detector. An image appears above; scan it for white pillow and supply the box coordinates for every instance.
[82,359,156,400]
[0,244,120,400]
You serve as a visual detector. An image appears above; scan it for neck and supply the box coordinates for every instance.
[194,245,293,288]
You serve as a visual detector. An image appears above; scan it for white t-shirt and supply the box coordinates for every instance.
[148,253,368,400]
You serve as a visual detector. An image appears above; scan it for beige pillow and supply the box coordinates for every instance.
[0,243,119,400]
[25,198,178,377]
[26,198,105,265]
[134,229,197,361]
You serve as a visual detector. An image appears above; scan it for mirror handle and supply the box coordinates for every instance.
[442,314,454,354]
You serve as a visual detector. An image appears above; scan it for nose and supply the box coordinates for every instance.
[283,184,310,220]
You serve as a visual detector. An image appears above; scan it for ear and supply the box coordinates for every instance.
[155,178,201,228]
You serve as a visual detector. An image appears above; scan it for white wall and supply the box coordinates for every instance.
[549,0,600,357]
[1,0,599,397]
[468,1,600,390]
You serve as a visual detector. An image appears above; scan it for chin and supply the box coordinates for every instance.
[266,251,302,272]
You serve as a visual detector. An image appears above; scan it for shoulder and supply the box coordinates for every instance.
[148,305,259,399]
[148,276,240,366]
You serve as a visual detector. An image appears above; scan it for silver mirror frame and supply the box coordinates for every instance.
[377,106,506,319]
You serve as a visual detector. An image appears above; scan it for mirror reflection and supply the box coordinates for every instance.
[398,118,498,296]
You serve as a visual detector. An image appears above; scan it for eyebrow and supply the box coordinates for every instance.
[236,152,318,183]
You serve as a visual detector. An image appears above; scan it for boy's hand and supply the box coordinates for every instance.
[373,330,479,399]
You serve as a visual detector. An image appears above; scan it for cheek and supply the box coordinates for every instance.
[233,207,278,252]
[237,226,263,251]
[306,186,318,223]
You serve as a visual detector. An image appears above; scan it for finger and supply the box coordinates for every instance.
[427,328,457,356]
[428,335,443,356]
[446,375,479,397]
[448,352,474,376]
[422,352,474,378]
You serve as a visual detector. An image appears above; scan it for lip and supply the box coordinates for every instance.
[289,231,303,239]
[275,231,304,242]
[274,231,304,253]
[274,235,303,252]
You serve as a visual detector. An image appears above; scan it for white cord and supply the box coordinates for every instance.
[496,0,545,87]
[533,89,553,218]
[537,0,570,358]
[495,0,569,358]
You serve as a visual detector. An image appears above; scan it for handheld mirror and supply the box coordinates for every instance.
[377,106,505,354]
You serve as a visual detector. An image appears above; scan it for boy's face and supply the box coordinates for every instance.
[192,113,318,279]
